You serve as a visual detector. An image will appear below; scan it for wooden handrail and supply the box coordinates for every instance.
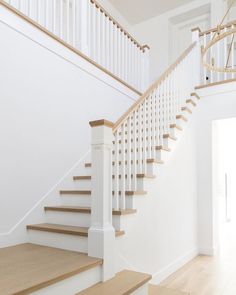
[0,0,143,96]
[200,19,236,36]
[90,0,150,52]
[113,42,196,132]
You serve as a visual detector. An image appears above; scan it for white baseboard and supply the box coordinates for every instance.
[151,247,199,284]
[199,247,218,256]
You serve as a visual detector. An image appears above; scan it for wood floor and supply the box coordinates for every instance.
[159,222,236,295]
[0,243,102,295]
[149,285,188,294]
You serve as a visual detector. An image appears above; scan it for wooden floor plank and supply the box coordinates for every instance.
[149,285,189,295]
[0,243,102,295]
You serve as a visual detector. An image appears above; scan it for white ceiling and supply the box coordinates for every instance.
[109,0,195,24]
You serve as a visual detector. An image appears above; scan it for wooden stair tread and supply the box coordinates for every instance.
[73,176,91,180]
[181,106,192,114]
[45,206,137,215]
[186,99,196,107]
[85,158,164,167]
[74,174,155,181]
[0,243,102,295]
[176,115,188,122]
[149,285,189,295]
[156,146,171,151]
[27,223,125,237]
[163,134,177,140]
[170,124,183,131]
[77,270,151,295]
[60,190,147,196]
[60,190,91,195]
[112,191,147,196]
[191,92,200,100]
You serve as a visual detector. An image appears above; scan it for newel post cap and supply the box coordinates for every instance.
[89,119,114,128]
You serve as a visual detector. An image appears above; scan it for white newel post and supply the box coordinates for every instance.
[88,119,115,281]
[192,28,201,86]
[141,46,150,92]
[79,0,89,55]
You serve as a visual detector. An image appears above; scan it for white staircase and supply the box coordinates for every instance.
[0,1,207,294]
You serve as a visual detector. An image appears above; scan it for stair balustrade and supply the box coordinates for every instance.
[198,20,236,86]
[2,0,149,93]
[89,37,200,279]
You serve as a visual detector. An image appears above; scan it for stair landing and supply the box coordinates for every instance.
[0,243,102,295]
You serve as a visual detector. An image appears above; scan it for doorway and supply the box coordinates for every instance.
[213,118,236,255]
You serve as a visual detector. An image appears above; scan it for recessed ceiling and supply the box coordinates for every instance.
[109,0,196,24]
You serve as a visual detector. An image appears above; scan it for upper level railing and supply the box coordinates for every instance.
[1,0,150,94]
[197,20,236,86]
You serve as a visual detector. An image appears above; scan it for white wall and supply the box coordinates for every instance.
[0,6,138,237]
[196,82,236,255]
[115,113,199,283]
[130,0,211,83]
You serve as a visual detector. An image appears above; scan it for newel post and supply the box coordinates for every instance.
[88,119,115,281]
[192,27,201,86]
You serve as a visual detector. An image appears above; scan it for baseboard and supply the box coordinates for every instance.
[151,247,199,284]
[199,246,218,256]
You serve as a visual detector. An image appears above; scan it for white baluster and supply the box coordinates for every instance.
[231,25,235,79]
[79,0,89,55]
[142,101,147,173]
[120,123,126,209]
[113,132,119,210]
[127,117,132,192]
[132,111,137,191]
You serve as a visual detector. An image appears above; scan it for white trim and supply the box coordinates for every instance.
[151,247,199,284]
[199,246,218,256]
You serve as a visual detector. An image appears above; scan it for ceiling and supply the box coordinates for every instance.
[109,0,195,24]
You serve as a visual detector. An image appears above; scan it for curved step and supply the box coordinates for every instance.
[27,223,125,237]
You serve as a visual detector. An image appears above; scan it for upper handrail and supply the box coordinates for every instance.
[113,42,196,132]
[199,19,236,36]
[91,0,150,52]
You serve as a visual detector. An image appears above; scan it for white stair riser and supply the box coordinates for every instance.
[32,266,102,295]
[28,230,88,253]
[60,195,91,207]
[45,211,91,228]
[73,177,147,191]
[71,180,92,190]
[155,149,170,162]
[163,137,176,149]
[45,211,126,231]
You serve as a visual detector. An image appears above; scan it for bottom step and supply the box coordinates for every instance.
[149,285,189,295]
[0,243,102,295]
[77,270,152,295]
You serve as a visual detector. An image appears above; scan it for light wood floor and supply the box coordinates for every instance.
[0,243,102,295]
[149,285,188,294]
[158,222,236,295]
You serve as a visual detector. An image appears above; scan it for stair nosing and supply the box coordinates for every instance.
[44,206,137,216]
[27,223,125,237]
